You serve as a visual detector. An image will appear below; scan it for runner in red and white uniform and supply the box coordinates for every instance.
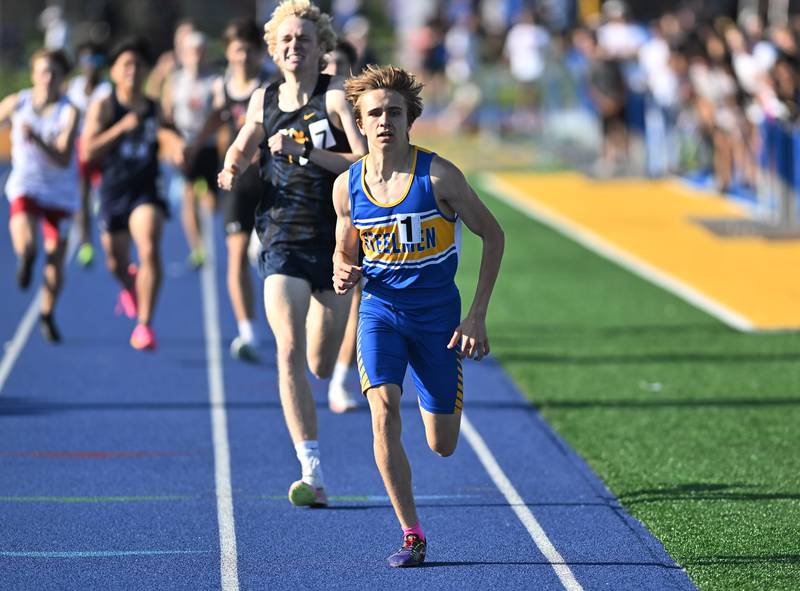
[0,49,80,343]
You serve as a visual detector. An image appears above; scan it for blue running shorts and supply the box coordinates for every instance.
[357,289,463,414]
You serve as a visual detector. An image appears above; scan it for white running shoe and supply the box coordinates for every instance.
[328,383,359,413]
[230,336,260,363]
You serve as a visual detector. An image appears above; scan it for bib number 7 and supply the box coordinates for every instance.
[307,119,335,149]
[301,119,335,166]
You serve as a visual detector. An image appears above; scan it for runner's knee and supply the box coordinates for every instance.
[136,242,161,267]
[428,438,458,457]
[426,420,460,457]
[275,340,307,373]
[370,398,401,441]
[308,354,336,380]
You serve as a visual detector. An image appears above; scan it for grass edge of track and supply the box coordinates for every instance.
[455,182,800,591]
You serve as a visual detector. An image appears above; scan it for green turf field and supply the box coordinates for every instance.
[455,183,800,591]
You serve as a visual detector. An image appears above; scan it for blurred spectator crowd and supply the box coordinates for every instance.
[393,0,800,222]
[562,1,800,210]
[11,0,800,222]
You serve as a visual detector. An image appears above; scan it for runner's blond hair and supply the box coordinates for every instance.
[263,0,336,60]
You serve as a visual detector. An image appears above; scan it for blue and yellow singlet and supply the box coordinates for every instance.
[349,147,461,305]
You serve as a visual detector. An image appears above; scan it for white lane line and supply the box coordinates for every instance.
[478,173,754,333]
[199,211,240,591]
[0,227,79,394]
[0,293,42,393]
[461,414,584,591]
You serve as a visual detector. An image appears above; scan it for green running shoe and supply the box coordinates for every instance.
[288,480,328,508]
[188,247,206,270]
[77,243,94,267]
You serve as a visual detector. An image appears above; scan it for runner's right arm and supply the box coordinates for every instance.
[0,93,18,126]
[332,171,362,295]
[81,95,139,163]
[23,102,79,167]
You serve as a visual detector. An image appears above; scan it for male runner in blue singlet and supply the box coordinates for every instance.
[332,65,504,567]
[218,0,366,507]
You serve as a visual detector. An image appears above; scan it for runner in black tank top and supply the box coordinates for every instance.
[82,37,184,352]
[257,73,350,257]
[216,1,367,508]
[98,90,164,233]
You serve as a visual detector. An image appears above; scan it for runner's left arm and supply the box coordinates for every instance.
[23,102,79,167]
[431,156,505,361]
[145,50,175,100]
[160,71,175,126]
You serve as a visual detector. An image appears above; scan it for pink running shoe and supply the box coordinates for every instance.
[115,265,138,318]
[130,323,157,351]
[115,288,138,319]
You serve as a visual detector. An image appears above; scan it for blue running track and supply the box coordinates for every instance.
[0,165,697,590]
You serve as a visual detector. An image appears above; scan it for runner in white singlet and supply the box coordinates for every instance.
[0,49,80,342]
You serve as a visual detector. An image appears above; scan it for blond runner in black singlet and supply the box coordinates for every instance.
[217,0,366,507]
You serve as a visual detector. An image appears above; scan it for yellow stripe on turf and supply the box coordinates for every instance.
[490,171,800,330]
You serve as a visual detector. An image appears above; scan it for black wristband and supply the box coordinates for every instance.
[302,140,313,159]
